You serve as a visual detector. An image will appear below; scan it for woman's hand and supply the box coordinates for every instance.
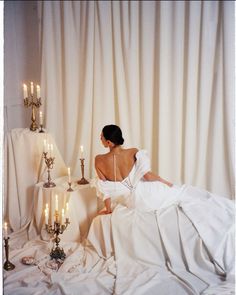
[159,176,173,187]
[98,208,112,215]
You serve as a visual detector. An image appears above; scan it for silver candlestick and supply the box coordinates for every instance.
[3,237,15,271]
[77,158,89,185]
[43,152,56,188]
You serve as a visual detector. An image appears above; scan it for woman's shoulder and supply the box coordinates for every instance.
[95,153,109,162]
[125,147,139,155]
[94,153,110,177]
[126,148,148,158]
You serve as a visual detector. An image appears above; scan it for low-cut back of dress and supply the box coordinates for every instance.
[113,153,137,193]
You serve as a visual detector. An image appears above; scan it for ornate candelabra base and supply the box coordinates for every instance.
[43,181,56,188]
[4,260,15,271]
[50,246,66,261]
[30,121,38,132]
[39,124,45,133]
[78,158,89,185]
[77,177,89,185]
[67,182,73,192]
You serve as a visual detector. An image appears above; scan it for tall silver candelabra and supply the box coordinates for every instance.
[24,94,42,132]
[46,211,70,260]
[43,152,56,188]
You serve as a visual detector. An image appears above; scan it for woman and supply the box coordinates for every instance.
[95,124,184,214]
[89,124,234,294]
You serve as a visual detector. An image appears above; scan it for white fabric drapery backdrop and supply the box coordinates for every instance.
[38,1,235,199]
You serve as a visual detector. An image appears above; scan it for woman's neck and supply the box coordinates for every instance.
[109,145,122,154]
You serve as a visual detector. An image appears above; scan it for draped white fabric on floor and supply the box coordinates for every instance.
[4,185,235,295]
[38,0,234,199]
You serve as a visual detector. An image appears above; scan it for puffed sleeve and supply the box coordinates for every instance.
[132,150,151,185]
[90,176,110,201]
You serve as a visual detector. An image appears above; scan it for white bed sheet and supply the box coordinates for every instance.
[4,199,235,295]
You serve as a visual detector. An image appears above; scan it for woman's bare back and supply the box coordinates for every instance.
[95,148,138,181]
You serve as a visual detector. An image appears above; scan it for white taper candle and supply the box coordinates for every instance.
[23,84,28,99]
[36,85,41,98]
[68,167,71,183]
[80,145,84,159]
[30,82,34,95]
[39,111,43,125]
[45,209,48,224]
[55,195,58,211]
[61,208,65,224]
[4,222,8,239]
[66,202,69,218]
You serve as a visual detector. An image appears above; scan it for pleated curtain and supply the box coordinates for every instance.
[38,1,235,198]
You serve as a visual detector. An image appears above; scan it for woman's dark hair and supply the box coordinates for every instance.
[102,125,124,145]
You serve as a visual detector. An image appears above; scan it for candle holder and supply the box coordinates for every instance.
[3,237,15,271]
[67,182,73,192]
[39,124,45,133]
[77,158,89,185]
[43,152,56,188]
[24,94,42,132]
[46,212,70,261]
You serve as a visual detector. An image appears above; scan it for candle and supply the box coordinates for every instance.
[54,212,59,223]
[61,208,65,224]
[43,139,47,152]
[36,85,41,98]
[80,145,84,159]
[56,213,59,223]
[46,203,49,217]
[30,82,34,95]
[4,222,8,238]
[66,202,69,218]
[39,111,43,125]
[50,144,53,157]
[45,208,48,224]
[23,84,28,99]
[55,195,58,211]
[68,167,71,183]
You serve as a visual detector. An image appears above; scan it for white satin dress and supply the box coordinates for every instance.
[93,149,190,211]
[89,150,235,294]
[91,149,234,272]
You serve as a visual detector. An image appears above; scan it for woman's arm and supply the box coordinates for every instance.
[98,198,112,215]
[143,171,173,187]
[104,198,112,213]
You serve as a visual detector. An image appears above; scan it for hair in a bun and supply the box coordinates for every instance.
[102,125,124,145]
